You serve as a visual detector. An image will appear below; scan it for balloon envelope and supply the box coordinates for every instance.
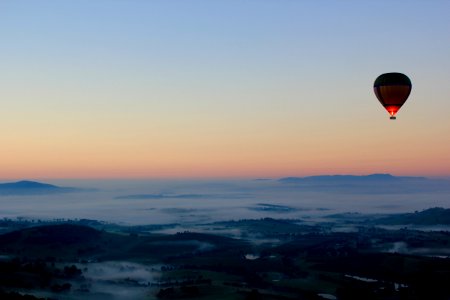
[373,73,412,119]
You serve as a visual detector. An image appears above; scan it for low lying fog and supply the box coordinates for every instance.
[1,179,450,225]
[57,261,159,300]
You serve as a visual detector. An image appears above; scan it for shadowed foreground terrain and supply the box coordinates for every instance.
[1,209,450,299]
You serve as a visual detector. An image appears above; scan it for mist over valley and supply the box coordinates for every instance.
[1,175,449,226]
[1,175,450,299]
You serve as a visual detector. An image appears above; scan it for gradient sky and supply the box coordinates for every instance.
[1,0,450,179]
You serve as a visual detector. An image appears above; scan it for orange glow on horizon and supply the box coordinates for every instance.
[1,158,449,181]
[1,117,450,180]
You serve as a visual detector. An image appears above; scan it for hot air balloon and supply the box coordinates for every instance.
[373,72,412,120]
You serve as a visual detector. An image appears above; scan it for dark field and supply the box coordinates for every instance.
[1,208,450,299]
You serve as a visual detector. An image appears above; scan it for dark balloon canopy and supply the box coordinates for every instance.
[373,72,412,120]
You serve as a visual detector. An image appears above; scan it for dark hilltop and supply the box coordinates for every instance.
[0,181,84,196]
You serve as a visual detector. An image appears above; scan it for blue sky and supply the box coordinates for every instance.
[1,1,450,178]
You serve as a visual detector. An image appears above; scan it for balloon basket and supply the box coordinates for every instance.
[390,116,396,120]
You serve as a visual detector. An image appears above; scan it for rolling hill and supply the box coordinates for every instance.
[0,181,81,195]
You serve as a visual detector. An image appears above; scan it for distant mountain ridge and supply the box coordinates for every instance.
[277,174,449,194]
[0,180,81,195]
[279,174,427,183]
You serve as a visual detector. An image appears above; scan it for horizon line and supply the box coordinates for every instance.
[1,173,449,182]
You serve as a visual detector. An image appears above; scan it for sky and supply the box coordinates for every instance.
[1,0,450,179]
